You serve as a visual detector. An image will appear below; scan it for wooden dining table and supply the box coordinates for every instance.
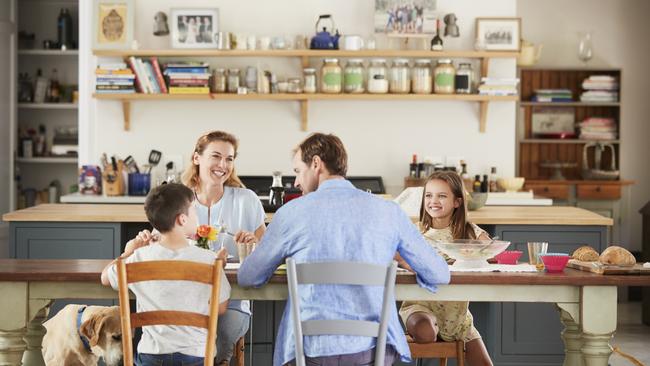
[1,259,648,366]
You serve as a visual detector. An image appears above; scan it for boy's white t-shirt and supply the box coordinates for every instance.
[107,243,231,357]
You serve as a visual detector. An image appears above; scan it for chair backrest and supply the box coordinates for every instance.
[286,258,398,366]
[116,259,224,366]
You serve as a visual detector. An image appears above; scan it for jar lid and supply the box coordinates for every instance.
[459,62,472,67]
[370,58,387,63]
[228,68,240,72]
[415,59,431,64]
[437,59,453,64]
[323,58,339,63]
[303,68,316,73]
[392,58,409,65]
[347,58,364,64]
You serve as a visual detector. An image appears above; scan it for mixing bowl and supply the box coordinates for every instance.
[434,239,511,269]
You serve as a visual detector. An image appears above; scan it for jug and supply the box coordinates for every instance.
[310,14,340,50]
[518,40,543,66]
[269,171,285,208]
[582,142,619,180]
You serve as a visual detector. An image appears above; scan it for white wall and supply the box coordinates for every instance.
[85,0,517,196]
[518,0,650,251]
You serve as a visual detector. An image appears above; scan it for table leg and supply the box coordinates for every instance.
[580,286,616,366]
[21,302,52,366]
[0,282,29,366]
[0,329,27,366]
[557,305,583,366]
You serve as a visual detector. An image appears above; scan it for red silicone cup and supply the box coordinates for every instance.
[495,250,523,265]
[540,254,570,273]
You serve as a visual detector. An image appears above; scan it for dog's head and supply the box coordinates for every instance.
[79,306,123,366]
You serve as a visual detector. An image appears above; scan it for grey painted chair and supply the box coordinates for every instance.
[286,258,398,366]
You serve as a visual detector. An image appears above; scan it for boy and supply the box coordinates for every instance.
[101,183,230,365]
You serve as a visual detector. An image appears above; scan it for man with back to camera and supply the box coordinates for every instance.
[238,133,450,365]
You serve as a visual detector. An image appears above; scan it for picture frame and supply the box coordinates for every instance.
[475,17,521,51]
[170,8,219,49]
[92,0,134,50]
[374,0,438,35]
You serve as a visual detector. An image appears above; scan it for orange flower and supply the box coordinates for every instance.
[197,225,212,238]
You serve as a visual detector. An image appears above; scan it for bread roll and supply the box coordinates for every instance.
[572,246,599,262]
[599,246,636,266]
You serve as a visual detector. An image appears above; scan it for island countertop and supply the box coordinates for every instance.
[2,203,613,226]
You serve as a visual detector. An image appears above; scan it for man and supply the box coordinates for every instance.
[238,133,450,366]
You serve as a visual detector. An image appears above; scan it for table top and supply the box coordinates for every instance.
[1,259,647,286]
[2,204,613,226]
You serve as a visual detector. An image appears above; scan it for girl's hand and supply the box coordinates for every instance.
[234,230,257,245]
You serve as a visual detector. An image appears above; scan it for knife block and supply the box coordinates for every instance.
[103,162,125,196]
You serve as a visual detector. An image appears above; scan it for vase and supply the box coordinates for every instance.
[578,32,593,65]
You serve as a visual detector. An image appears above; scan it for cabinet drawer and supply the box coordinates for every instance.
[525,184,569,200]
[577,184,621,200]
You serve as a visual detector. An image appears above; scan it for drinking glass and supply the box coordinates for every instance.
[578,31,593,65]
[527,242,548,270]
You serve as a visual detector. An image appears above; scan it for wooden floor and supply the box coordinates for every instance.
[610,302,650,366]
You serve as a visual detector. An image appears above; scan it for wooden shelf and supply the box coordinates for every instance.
[520,101,620,107]
[16,157,77,164]
[93,93,518,132]
[18,103,78,110]
[18,49,79,56]
[93,49,519,59]
[521,139,620,144]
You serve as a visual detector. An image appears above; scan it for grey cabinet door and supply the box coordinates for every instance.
[12,222,120,259]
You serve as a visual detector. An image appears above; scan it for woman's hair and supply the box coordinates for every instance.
[419,171,476,239]
[181,131,245,190]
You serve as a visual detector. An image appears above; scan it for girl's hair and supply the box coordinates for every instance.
[419,171,476,239]
[181,131,245,190]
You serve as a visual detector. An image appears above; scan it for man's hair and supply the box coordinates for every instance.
[144,183,194,233]
[295,133,348,176]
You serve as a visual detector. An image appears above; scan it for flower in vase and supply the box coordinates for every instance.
[195,224,218,249]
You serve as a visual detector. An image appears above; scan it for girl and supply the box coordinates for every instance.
[400,171,493,366]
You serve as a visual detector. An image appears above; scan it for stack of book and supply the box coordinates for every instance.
[164,62,210,94]
[127,56,167,94]
[581,75,618,102]
[478,78,519,96]
[531,89,572,102]
[95,63,136,94]
[579,117,617,140]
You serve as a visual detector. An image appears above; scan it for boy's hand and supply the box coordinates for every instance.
[124,230,157,257]
[216,248,228,268]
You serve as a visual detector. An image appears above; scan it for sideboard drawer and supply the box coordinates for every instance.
[525,184,569,200]
[577,184,621,200]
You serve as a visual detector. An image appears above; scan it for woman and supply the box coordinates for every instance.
[130,131,265,365]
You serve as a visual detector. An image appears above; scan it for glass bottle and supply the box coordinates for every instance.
[434,60,455,94]
[367,59,388,94]
[211,68,226,93]
[481,174,489,193]
[389,59,410,94]
[473,175,482,193]
[269,171,285,208]
[321,58,342,93]
[578,31,594,65]
[227,68,240,93]
[430,18,443,51]
[412,59,432,94]
[57,8,73,50]
[344,59,365,94]
[48,68,60,103]
[409,154,418,178]
[455,63,473,94]
[489,167,499,192]
[303,68,317,94]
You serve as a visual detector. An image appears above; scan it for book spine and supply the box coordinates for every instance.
[136,58,154,94]
[150,57,168,94]
[144,61,161,94]
[127,57,145,93]
[168,87,210,94]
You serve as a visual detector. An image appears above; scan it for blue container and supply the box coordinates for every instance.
[128,173,151,196]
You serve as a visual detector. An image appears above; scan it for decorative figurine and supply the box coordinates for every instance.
[444,13,459,37]
[154,11,169,36]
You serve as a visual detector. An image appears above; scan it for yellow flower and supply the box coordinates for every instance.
[207,226,218,241]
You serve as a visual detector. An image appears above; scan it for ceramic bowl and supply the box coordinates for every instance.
[497,177,525,192]
[467,192,488,211]
[540,253,571,273]
[495,250,523,265]
[434,239,511,269]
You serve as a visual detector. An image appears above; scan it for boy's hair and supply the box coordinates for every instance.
[294,133,348,176]
[419,171,476,239]
[144,183,194,233]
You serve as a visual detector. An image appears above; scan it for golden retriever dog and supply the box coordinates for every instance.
[42,304,123,366]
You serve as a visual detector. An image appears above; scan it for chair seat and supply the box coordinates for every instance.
[407,336,464,366]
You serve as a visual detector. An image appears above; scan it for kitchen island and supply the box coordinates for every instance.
[2,204,613,365]
[2,259,646,366]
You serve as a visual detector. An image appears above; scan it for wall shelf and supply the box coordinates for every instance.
[93,93,517,132]
[520,101,620,107]
[521,139,620,144]
[18,103,78,110]
[18,49,79,56]
[16,157,78,164]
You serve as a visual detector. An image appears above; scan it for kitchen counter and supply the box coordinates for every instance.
[2,203,613,226]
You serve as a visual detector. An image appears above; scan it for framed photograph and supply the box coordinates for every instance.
[170,8,219,49]
[374,0,438,35]
[92,0,134,50]
[475,17,521,51]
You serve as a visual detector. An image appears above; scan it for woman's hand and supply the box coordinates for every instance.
[234,230,257,245]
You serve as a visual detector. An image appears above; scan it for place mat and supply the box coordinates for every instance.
[450,263,537,272]
[225,263,241,270]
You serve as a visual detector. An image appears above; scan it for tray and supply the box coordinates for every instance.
[567,259,650,275]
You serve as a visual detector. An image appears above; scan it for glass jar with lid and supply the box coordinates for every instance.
[455,63,474,94]
[303,68,317,94]
[411,59,432,94]
[227,68,240,93]
[344,59,365,94]
[433,59,455,94]
[320,58,342,94]
[367,59,388,94]
[287,78,303,93]
[389,59,410,94]
[211,68,227,93]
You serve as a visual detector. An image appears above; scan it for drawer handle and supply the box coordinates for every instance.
[543,187,549,192]
[596,187,601,192]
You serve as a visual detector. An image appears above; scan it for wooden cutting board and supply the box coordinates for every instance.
[567,259,650,275]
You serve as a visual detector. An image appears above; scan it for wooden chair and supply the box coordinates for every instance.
[287,258,398,366]
[116,258,224,366]
[407,336,465,366]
